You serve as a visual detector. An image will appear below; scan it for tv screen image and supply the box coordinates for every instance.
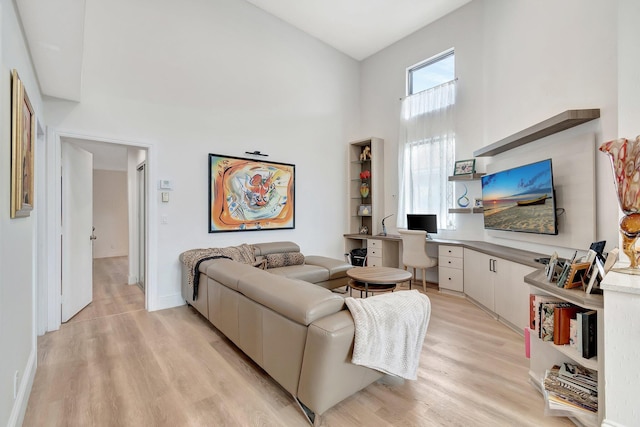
[481,159,558,235]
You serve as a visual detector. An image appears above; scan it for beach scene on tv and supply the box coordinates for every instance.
[481,159,557,234]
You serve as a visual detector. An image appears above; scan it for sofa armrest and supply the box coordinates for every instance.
[297,310,383,415]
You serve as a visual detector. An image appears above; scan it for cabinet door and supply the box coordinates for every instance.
[463,249,495,311]
[494,259,535,329]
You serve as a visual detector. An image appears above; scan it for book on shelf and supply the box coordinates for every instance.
[530,294,564,337]
[569,318,581,351]
[578,310,597,359]
[553,305,583,345]
[544,365,598,414]
[541,301,572,342]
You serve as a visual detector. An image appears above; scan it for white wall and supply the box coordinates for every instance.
[0,0,44,425]
[93,170,129,258]
[360,0,619,258]
[44,0,361,310]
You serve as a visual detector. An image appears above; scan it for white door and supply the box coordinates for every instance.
[61,143,94,322]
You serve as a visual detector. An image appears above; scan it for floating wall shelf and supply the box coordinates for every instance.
[448,173,485,181]
[473,109,601,157]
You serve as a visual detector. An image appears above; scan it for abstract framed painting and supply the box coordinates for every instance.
[209,154,295,232]
[11,69,35,218]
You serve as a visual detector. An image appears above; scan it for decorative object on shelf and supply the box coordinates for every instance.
[359,225,369,234]
[359,170,371,198]
[359,182,370,198]
[600,137,640,273]
[358,205,372,216]
[453,159,476,175]
[474,198,483,208]
[10,69,35,219]
[381,214,394,236]
[359,145,372,161]
[208,153,295,233]
[457,184,470,207]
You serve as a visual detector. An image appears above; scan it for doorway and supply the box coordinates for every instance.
[46,132,153,330]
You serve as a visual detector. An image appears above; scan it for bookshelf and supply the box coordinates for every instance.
[525,269,604,427]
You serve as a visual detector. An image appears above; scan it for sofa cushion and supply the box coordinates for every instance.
[237,272,344,325]
[305,255,353,280]
[205,258,258,291]
[268,264,329,284]
[266,252,305,268]
[254,241,300,256]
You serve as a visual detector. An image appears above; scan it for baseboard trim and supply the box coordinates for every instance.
[7,346,37,427]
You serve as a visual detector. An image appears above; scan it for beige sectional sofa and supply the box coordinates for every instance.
[180,242,383,423]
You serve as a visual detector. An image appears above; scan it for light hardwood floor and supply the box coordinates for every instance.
[24,264,573,426]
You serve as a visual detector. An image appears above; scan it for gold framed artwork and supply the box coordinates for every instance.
[11,69,35,218]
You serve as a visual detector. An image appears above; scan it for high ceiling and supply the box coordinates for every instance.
[16,0,472,102]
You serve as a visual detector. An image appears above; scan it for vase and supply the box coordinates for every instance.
[457,184,470,208]
[600,136,640,273]
[360,182,370,198]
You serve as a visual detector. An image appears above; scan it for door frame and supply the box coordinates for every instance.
[45,129,157,331]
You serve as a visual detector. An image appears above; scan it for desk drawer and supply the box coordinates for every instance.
[367,239,382,250]
[440,255,463,270]
[368,248,382,258]
[439,266,463,292]
[439,245,462,258]
[367,256,382,267]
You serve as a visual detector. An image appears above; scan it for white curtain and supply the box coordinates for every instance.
[397,80,456,230]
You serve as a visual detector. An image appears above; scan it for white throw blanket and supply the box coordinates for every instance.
[345,290,431,380]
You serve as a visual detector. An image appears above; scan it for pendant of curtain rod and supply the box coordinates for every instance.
[399,77,458,101]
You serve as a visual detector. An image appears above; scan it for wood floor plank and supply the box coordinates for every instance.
[24,259,574,426]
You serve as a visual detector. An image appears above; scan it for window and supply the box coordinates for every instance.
[398,50,456,231]
[407,49,455,96]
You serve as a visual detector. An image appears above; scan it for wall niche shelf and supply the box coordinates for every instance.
[473,109,601,157]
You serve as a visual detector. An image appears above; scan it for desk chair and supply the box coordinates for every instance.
[398,229,438,292]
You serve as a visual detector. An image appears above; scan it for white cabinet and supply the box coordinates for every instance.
[463,248,534,329]
[463,249,495,311]
[438,245,463,292]
[495,261,535,330]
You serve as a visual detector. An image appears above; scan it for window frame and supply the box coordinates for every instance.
[407,48,455,96]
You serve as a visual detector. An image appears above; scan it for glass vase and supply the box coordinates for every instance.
[600,136,640,273]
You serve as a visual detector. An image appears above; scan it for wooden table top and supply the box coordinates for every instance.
[346,266,412,284]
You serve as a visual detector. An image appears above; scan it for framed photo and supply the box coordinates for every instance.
[11,69,35,218]
[209,153,295,232]
[454,159,475,175]
[358,205,372,216]
[564,262,591,289]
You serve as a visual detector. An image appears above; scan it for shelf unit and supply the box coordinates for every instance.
[525,269,604,427]
[448,173,485,214]
[473,109,600,157]
[347,137,384,240]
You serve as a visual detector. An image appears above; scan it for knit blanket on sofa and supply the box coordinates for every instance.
[180,244,256,300]
[345,290,431,380]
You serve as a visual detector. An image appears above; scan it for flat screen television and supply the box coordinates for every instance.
[481,159,558,235]
[407,214,438,239]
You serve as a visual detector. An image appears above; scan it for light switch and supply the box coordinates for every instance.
[161,215,168,224]
[162,192,169,202]
[159,179,173,190]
